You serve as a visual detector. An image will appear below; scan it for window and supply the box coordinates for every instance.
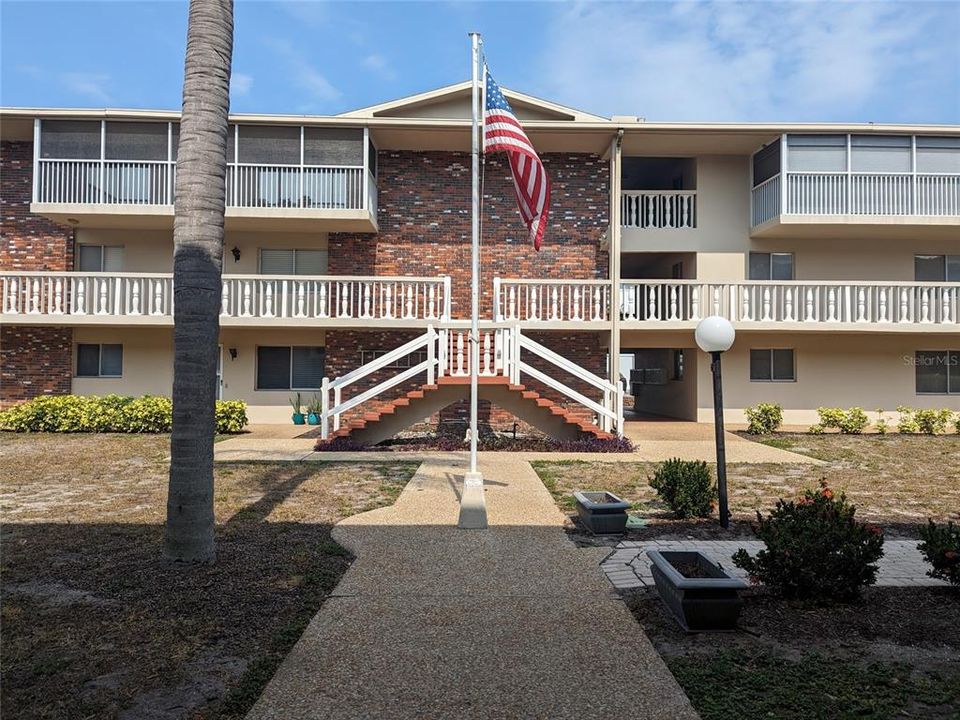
[76,344,123,377]
[915,351,959,395]
[915,255,960,282]
[786,135,846,172]
[259,249,328,275]
[256,346,325,390]
[749,252,794,281]
[672,350,684,381]
[78,245,124,272]
[752,142,781,186]
[750,349,795,382]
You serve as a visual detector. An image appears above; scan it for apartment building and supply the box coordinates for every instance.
[1,82,958,438]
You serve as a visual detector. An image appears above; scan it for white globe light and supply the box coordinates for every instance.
[695,316,736,353]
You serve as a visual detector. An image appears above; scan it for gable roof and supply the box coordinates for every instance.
[338,80,608,123]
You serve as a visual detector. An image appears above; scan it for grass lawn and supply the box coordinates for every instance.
[0,433,419,720]
[533,433,960,539]
[628,586,960,720]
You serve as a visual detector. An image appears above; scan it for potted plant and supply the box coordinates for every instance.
[306,394,321,426]
[290,393,305,425]
[647,550,747,632]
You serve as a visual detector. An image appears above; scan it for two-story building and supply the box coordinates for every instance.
[1,82,958,439]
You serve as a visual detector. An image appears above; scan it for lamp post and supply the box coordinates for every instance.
[695,316,735,529]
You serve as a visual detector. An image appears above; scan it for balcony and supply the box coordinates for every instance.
[750,134,960,239]
[29,119,379,232]
[492,278,959,331]
[1,272,450,328]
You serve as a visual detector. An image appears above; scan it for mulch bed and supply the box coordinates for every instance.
[626,585,960,719]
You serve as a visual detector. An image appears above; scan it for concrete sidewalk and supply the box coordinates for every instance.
[245,457,698,720]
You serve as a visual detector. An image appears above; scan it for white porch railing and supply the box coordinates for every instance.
[620,280,960,326]
[621,190,696,229]
[1,272,450,323]
[320,324,624,438]
[493,278,611,323]
[33,159,377,212]
[751,171,960,224]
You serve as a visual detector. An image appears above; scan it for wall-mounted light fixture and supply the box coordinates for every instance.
[231,246,241,262]
[228,348,238,360]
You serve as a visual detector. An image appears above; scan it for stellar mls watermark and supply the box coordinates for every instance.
[903,354,959,367]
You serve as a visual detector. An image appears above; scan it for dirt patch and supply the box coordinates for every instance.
[0,433,419,720]
[533,434,960,542]
[626,586,960,719]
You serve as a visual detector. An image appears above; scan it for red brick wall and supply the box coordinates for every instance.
[0,326,73,405]
[1,141,75,271]
[329,151,609,318]
[1,141,75,406]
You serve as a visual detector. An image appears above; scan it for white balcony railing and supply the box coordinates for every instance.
[621,190,696,229]
[620,280,960,326]
[751,171,960,225]
[493,278,612,323]
[1,272,451,323]
[33,159,376,212]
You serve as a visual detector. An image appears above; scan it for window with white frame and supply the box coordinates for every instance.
[749,252,795,281]
[915,350,959,395]
[915,255,960,282]
[256,346,325,390]
[750,349,795,382]
[77,245,124,272]
[258,249,328,275]
[76,344,123,377]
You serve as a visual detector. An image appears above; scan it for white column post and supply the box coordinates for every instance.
[32,119,41,203]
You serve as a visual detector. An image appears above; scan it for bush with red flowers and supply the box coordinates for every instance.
[732,479,885,604]
[919,519,960,586]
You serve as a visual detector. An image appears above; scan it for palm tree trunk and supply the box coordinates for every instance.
[165,0,233,563]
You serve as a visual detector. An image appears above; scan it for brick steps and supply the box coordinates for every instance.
[323,375,613,443]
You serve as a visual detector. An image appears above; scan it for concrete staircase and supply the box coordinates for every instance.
[325,375,614,447]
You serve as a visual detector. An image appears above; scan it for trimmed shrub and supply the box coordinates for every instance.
[874,409,889,435]
[838,407,869,434]
[732,480,884,603]
[896,406,920,434]
[918,520,960,586]
[744,403,784,435]
[648,458,716,519]
[0,394,247,434]
[913,408,954,435]
[955,414,960,435]
[810,407,869,434]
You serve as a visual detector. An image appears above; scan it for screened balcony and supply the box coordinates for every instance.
[750,133,960,238]
[30,119,378,232]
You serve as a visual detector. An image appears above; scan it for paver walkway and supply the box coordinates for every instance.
[601,540,948,590]
[246,457,699,720]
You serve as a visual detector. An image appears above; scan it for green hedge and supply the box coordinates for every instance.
[0,395,248,434]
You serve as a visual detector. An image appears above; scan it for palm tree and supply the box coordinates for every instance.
[165,0,233,563]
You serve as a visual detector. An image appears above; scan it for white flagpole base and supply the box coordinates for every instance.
[458,471,488,529]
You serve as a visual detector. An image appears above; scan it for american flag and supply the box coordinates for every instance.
[483,70,550,251]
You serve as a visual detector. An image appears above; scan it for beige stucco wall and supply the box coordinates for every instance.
[621,155,751,254]
[71,327,326,423]
[74,229,328,274]
[696,332,960,425]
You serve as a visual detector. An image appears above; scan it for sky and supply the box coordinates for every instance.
[1,0,959,124]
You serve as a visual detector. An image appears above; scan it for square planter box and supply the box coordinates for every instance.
[574,491,630,534]
[647,550,747,632]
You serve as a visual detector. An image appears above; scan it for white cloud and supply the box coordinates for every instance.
[363,53,397,81]
[536,1,953,121]
[61,72,112,104]
[232,72,253,97]
[263,37,340,104]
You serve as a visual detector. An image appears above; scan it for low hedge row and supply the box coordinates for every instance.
[0,395,248,434]
[743,402,960,435]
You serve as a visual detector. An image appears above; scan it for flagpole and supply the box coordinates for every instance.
[459,30,487,529]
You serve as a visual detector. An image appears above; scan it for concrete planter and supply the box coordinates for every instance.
[647,550,747,632]
[574,491,630,534]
